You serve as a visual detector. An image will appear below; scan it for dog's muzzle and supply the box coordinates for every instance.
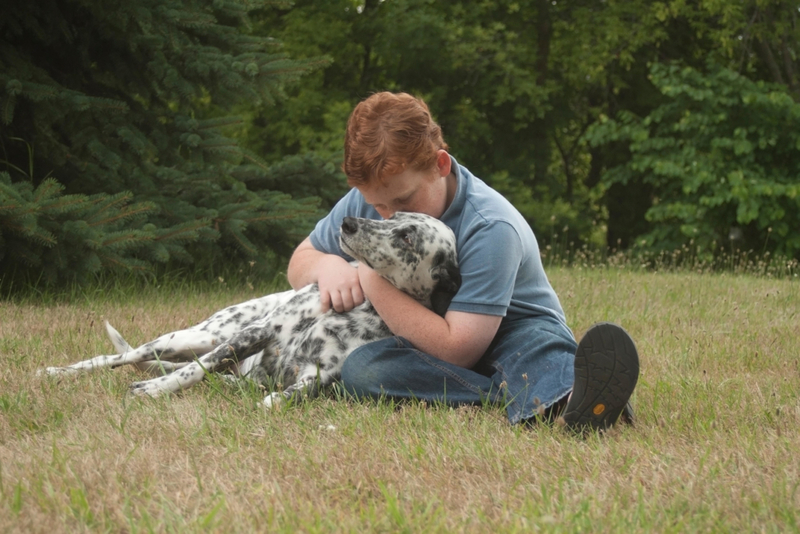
[339,217,367,264]
[341,217,359,236]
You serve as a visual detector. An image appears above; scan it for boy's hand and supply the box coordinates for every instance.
[317,256,365,313]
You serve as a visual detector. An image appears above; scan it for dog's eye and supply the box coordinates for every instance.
[395,226,415,245]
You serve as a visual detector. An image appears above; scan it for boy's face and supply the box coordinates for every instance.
[356,150,454,220]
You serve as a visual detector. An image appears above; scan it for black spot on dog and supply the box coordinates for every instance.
[292,317,316,334]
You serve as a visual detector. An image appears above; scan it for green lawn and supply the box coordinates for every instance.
[0,267,798,533]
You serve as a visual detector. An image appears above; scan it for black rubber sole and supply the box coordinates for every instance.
[561,322,640,433]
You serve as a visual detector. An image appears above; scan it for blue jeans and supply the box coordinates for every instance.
[340,314,577,424]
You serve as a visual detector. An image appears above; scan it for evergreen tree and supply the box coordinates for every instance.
[0,0,329,287]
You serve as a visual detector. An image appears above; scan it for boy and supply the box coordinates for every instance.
[287,92,638,431]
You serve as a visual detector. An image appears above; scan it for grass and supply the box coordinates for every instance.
[0,266,798,533]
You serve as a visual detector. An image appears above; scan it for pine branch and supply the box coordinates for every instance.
[224,220,258,256]
[16,81,59,102]
[163,10,218,30]
[1,94,15,124]
[101,230,154,250]
[95,251,150,272]
[32,177,64,203]
[195,116,245,130]
[244,211,314,223]
[86,203,157,228]
[239,149,272,171]
[11,241,42,267]
[154,218,211,243]
[1,0,327,286]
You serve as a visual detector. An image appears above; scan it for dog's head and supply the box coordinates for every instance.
[339,212,461,316]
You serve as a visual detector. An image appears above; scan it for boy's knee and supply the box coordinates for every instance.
[340,345,370,390]
[340,339,399,397]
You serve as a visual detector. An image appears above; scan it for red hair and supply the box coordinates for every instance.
[343,92,449,186]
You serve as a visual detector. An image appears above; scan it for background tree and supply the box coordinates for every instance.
[250,0,800,260]
[4,0,799,292]
[0,0,329,287]
[587,62,800,258]
[588,0,800,254]
[248,0,669,245]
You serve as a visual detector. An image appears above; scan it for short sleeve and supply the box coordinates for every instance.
[447,220,522,317]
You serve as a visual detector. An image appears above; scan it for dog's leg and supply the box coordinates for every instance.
[129,344,238,397]
[102,322,194,375]
[40,328,221,377]
[129,324,277,397]
[262,367,330,410]
[39,290,296,379]
[133,360,193,375]
[231,351,265,378]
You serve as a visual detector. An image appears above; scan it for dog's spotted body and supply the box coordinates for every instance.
[42,213,460,408]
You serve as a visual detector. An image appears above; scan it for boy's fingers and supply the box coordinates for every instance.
[319,289,332,313]
[351,287,365,308]
[338,291,354,313]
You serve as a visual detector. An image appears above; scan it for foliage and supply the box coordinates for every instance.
[0,171,211,284]
[4,0,800,290]
[0,0,328,285]
[249,0,800,254]
[586,62,800,259]
[247,0,679,244]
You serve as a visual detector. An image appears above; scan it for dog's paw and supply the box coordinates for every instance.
[129,376,179,398]
[37,366,79,377]
[262,392,286,410]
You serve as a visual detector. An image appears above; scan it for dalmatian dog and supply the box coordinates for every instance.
[40,212,461,408]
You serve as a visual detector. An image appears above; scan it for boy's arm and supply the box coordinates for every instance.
[357,264,502,369]
[287,237,365,313]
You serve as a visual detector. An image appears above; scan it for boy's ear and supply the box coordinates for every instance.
[436,150,451,176]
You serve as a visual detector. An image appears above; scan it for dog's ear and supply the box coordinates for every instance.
[430,253,462,317]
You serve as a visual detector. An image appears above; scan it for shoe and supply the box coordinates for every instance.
[561,322,639,433]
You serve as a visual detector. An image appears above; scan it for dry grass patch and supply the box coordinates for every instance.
[0,270,798,532]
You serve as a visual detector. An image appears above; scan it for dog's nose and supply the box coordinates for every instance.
[341,217,358,235]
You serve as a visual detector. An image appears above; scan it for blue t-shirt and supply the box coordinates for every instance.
[309,156,568,327]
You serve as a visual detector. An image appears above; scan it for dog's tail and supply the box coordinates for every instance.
[105,321,133,355]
